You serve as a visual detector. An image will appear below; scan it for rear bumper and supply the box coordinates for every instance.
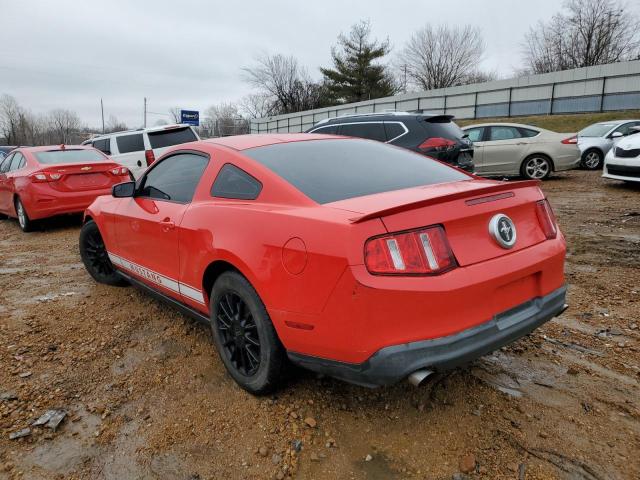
[553,154,581,172]
[288,285,566,387]
[23,187,113,220]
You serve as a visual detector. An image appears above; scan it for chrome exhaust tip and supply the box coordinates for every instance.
[407,369,434,387]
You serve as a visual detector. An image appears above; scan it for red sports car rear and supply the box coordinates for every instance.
[79,134,566,394]
[0,145,130,231]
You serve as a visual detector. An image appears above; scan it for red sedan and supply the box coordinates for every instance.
[0,145,130,231]
[79,134,566,394]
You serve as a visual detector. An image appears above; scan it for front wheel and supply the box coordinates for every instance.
[15,197,35,232]
[210,271,286,395]
[582,149,603,170]
[521,155,552,180]
[79,220,126,286]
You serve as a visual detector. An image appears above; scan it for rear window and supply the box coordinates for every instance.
[148,127,197,149]
[421,117,464,139]
[244,139,468,204]
[116,134,144,154]
[34,149,106,165]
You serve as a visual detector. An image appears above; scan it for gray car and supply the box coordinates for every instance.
[578,120,640,170]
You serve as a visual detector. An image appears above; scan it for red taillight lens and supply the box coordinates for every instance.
[110,166,129,176]
[536,199,558,239]
[364,226,457,275]
[561,136,577,144]
[418,137,456,151]
[30,172,61,182]
[145,149,155,166]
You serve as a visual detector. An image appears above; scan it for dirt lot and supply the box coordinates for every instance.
[1,170,639,480]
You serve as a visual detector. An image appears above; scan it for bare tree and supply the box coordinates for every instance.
[48,109,81,144]
[242,53,330,114]
[168,107,181,123]
[239,93,276,119]
[201,102,248,137]
[397,25,487,90]
[0,94,24,144]
[523,0,640,74]
[105,115,127,133]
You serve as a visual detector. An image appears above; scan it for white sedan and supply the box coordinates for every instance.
[603,127,640,184]
[462,123,581,180]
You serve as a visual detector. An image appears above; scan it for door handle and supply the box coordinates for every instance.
[159,218,175,231]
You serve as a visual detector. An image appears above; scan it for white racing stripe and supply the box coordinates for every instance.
[108,252,205,305]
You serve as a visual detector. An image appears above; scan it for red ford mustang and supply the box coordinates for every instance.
[0,145,130,231]
[79,134,566,394]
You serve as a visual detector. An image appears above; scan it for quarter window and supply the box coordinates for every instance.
[384,122,405,141]
[338,123,387,142]
[138,153,208,203]
[465,127,485,143]
[518,128,540,138]
[116,134,144,154]
[211,164,262,200]
[489,126,522,141]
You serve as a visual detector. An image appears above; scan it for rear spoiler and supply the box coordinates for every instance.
[423,114,455,123]
[349,180,540,223]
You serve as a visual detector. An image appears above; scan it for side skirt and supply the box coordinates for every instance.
[116,270,210,325]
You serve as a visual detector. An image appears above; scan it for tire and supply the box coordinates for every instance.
[210,271,286,395]
[79,220,127,286]
[521,155,552,180]
[581,149,603,170]
[14,197,35,232]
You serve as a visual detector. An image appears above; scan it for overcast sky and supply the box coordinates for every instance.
[2,0,638,129]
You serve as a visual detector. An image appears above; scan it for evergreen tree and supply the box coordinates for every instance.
[321,21,397,104]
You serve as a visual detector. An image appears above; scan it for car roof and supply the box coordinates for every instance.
[16,145,95,153]
[314,112,452,126]
[204,133,343,151]
[88,123,192,140]
[463,123,541,130]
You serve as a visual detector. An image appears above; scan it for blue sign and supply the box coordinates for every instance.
[180,110,199,126]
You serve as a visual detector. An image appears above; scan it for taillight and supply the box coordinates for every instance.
[364,225,457,275]
[145,149,155,166]
[418,137,456,151]
[536,199,557,239]
[561,136,577,144]
[30,172,62,182]
[110,166,129,176]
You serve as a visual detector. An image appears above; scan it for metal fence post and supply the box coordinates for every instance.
[507,87,513,117]
[599,77,607,112]
[549,83,555,115]
[473,92,477,119]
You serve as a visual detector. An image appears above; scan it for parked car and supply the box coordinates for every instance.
[603,126,640,184]
[305,112,474,172]
[82,124,200,179]
[577,120,640,170]
[79,133,566,394]
[0,145,131,232]
[462,123,580,180]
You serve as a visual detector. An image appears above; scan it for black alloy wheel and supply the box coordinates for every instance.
[79,220,127,286]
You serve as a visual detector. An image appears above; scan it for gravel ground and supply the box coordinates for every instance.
[0,169,639,480]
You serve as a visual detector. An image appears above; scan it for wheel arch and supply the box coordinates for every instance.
[202,259,248,306]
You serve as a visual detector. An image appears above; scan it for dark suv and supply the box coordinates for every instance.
[305,112,474,172]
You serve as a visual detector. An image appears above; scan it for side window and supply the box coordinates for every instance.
[92,138,111,154]
[311,125,338,135]
[465,127,485,143]
[615,122,640,136]
[338,123,387,142]
[489,126,522,141]
[211,164,262,200]
[384,122,406,141]
[9,153,24,171]
[518,128,540,138]
[0,153,14,173]
[138,153,208,203]
[116,134,144,154]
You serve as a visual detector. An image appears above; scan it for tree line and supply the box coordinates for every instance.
[2,0,638,145]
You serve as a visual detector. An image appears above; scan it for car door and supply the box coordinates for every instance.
[0,153,15,213]
[463,127,486,173]
[112,152,209,300]
[482,126,530,175]
[114,133,147,178]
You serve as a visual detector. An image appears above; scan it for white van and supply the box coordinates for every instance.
[83,124,200,178]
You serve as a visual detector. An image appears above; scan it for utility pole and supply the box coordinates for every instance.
[100,98,105,134]
[144,97,147,128]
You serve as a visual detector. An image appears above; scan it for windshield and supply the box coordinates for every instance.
[244,138,469,204]
[579,123,616,137]
[34,149,106,164]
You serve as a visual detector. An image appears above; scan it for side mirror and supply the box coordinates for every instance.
[112,181,135,198]
[610,131,623,139]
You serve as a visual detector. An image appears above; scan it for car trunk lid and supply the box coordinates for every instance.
[329,179,549,267]
[38,162,125,192]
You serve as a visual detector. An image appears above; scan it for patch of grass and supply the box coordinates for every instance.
[457,110,640,133]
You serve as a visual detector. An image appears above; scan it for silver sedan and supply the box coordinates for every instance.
[462,123,581,180]
[577,120,640,170]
